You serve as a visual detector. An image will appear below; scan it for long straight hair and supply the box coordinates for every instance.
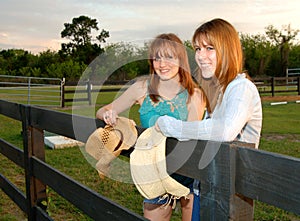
[148,33,197,102]
[192,18,248,93]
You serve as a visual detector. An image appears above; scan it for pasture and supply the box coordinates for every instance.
[0,87,300,221]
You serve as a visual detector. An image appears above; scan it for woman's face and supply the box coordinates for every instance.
[194,39,217,79]
[152,52,179,81]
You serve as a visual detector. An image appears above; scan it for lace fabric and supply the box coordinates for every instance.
[139,89,189,128]
[158,194,189,209]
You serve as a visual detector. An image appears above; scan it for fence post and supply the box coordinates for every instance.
[271,77,275,97]
[199,142,254,220]
[21,105,48,220]
[165,139,254,220]
[61,78,65,108]
[297,77,300,95]
[27,77,31,105]
[87,79,92,106]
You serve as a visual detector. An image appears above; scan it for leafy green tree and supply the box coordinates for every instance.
[89,42,148,82]
[289,44,300,68]
[240,33,274,77]
[60,15,109,64]
[184,40,198,79]
[46,60,87,81]
[0,49,37,76]
[31,67,42,77]
[265,24,299,76]
[19,66,31,77]
[35,50,61,77]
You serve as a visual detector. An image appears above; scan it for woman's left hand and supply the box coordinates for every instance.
[103,110,118,126]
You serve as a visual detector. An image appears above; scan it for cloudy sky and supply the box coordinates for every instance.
[1,0,300,54]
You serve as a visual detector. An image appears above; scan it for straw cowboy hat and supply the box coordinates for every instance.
[130,127,189,208]
[85,116,138,178]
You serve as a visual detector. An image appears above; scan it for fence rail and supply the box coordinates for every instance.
[1,76,299,108]
[64,77,300,107]
[0,100,147,221]
[1,100,300,220]
[0,75,63,106]
[61,80,129,107]
[253,76,300,96]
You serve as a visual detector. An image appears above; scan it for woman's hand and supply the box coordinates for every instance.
[103,109,118,126]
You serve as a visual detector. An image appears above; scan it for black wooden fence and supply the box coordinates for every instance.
[61,77,300,107]
[253,76,300,96]
[61,80,129,107]
[0,99,300,220]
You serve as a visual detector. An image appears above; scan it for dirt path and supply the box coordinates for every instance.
[261,95,300,102]
[262,133,300,142]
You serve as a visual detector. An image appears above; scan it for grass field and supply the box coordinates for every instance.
[0,89,300,221]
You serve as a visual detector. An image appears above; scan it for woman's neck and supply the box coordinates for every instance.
[158,75,181,100]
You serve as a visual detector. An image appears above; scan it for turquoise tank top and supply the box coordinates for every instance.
[138,88,193,190]
[139,89,189,128]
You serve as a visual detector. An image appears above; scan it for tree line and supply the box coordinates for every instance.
[0,15,299,83]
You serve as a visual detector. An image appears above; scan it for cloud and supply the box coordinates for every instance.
[0,0,299,53]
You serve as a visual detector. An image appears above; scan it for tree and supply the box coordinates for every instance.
[0,49,37,76]
[184,40,198,79]
[60,15,109,64]
[240,33,274,77]
[88,42,149,82]
[265,24,299,76]
[289,44,300,68]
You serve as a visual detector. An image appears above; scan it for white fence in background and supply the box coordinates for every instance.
[287,68,300,84]
[0,75,64,106]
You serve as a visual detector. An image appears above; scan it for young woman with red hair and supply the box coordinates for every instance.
[96,33,206,221]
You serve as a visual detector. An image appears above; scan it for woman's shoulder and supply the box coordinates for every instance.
[192,87,205,99]
[130,77,148,90]
[230,73,256,88]
[126,77,148,102]
[193,87,203,94]
[189,87,206,104]
[226,73,260,96]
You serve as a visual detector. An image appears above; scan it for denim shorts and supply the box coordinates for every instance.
[143,173,193,205]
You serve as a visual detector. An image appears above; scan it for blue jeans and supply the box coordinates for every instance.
[191,180,201,221]
[191,193,200,221]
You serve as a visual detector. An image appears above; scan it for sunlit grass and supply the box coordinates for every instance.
[0,92,300,220]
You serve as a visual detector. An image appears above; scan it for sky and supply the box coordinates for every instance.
[1,0,300,54]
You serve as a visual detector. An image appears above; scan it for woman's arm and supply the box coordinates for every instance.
[187,88,206,121]
[96,80,147,125]
[157,80,255,141]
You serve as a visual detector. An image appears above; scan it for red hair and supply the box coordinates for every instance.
[192,18,248,93]
[148,33,197,102]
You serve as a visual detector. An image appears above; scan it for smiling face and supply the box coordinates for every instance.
[152,50,180,81]
[194,39,217,79]
[192,18,244,90]
[148,33,195,102]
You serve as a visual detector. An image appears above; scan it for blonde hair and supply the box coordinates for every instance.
[148,33,197,102]
[192,18,248,92]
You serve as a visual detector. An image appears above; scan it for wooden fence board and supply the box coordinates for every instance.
[0,99,22,120]
[0,138,24,167]
[165,139,254,220]
[29,106,105,142]
[1,99,300,220]
[236,147,300,215]
[0,174,27,212]
[31,157,147,221]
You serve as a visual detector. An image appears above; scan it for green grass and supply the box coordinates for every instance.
[262,103,300,134]
[0,92,300,220]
